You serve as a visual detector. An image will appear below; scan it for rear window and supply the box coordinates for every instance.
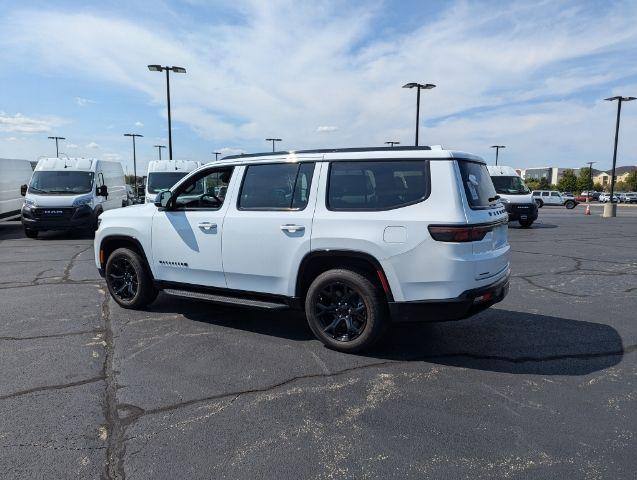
[457,161,497,209]
[327,160,430,211]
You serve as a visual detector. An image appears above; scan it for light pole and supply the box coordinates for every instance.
[47,136,65,157]
[402,83,435,146]
[385,141,400,148]
[491,145,506,166]
[213,152,221,161]
[266,138,282,152]
[124,133,143,197]
[586,161,596,199]
[154,145,166,160]
[148,65,187,160]
[603,96,635,217]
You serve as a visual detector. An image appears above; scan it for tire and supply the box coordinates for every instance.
[519,219,534,228]
[24,228,38,239]
[305,269,388,353]
[535,199,543,208]
[105,247,158,309]
[564,200,576,210]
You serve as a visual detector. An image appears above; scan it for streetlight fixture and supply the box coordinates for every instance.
[603,95,635,217]
[402,82,436,146]
[491,145,506,166]
[47,136,65,157]
[213,152,221,161]
[385,141,400,148]
[266,138,282,152]
[124,133,143,197]
[147,65,187,160]
[154,145,166,160]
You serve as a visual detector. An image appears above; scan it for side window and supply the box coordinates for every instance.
[172,167,233,210]
[239,163,315,210]
[551,192,560,197]
[328,160,430,211]
[542,191,550,196]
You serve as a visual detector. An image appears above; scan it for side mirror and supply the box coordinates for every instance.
[20,184,27,196]
[96,185,108,197]
[154,190,172,209]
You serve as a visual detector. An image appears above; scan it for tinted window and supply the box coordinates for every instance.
[172,167,233,210]
[490,175,530,195]
[239,163,315,210]
[148,172,189,193]
[328,161,429,211]
[457,161,497,209]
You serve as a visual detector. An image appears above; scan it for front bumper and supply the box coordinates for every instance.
[388,272,509,323]
[504,203,538,222]
[21,205,97,231]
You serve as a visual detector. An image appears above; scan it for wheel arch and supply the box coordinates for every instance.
[99,235,153,278]
[295,250,394,302]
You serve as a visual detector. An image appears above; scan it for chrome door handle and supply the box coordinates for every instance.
[280,224,305,233]
[198,222,217,230]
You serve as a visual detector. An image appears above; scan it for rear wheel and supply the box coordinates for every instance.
[305,269,387,353]
[564,200,576,209]
[105,248,158,309]
[24,228,38,239]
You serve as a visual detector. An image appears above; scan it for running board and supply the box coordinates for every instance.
[163,288,289,310]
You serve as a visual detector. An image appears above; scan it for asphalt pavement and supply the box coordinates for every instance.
[0,206,635,479]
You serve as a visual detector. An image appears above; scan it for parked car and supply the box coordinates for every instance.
[95,146,510,353]
[487,165,537,227]
[599,193,619,203]
[145,160,202,203]
[21,157,127,238]
[621,192,637,204]
[0,158,34,223]
[531,190,578,209]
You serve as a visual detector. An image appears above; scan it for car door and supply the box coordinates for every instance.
[550,191,562,205]
[151,166,236,287]
[222,162,319,296]
[541,191,551,204]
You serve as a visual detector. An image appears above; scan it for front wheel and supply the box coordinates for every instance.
[24,228,38,239]
[105,248,158,309]
[564,200,576,209]
[305,269,388,353]
[519,219,534,228]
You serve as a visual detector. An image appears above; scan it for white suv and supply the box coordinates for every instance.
[95,147,510,352]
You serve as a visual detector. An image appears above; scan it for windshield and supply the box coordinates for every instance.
[147,172,189,193]
[457,161,498,209]
[29,171,94,195]
[490,175,530,195]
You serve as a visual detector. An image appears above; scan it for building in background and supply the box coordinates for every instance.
[521,167,581,186]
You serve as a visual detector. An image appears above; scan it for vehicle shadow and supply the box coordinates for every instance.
[148,295,623,376]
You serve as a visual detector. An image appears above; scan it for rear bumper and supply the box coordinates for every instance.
[388,272,509,323]
[504,203,538,222]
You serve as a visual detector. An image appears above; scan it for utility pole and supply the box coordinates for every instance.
[402,83,435,146]
[154,145,166,160]
[148,65,187,160]
[47,136,65,157]
[491,145,505,166]
[265,138,282,152]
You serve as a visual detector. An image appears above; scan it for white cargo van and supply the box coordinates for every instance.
[487,165,538,227]
[0,158,34,222]
[21,157,126,238]
[144,160,202,203]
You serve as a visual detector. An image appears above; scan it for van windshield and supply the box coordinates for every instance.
[457,161,498,209]
[147,172,190,193]
[29,171,94,194]
[490,175,530,195]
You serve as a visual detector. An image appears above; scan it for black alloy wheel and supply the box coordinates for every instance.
[108,256,139,302]
[315,282,368,342]
[105,248,158,309]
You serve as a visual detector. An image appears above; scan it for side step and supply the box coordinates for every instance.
[163,288,289,310]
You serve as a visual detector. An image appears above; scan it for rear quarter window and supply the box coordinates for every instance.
[327,160,430,211]
[457,161,497,209]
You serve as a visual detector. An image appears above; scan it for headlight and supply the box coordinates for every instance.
[72,196,93,207]
[24,198,37,207]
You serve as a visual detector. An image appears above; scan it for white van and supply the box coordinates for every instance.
[0,158,34,222]
[21,157,127,238]
[144,160,202,203]
[487,165,538,228]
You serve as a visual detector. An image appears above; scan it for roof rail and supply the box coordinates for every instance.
[221,145,433,160]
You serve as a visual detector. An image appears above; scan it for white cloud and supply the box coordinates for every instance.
[3,136,18,141]
[317,126,338,133]
[86,141,100,149]
[66,143,79,149]
[0,112,65,133]
[134,121,144,127]
[75,96,95,107]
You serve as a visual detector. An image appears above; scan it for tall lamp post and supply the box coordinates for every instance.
[385,141,400,148]
[154,145,166,160]
[147,65,187,160]
[47,136,65,157]
[603,96,635,217]
[266,138,282,152]
[586,161,596,200]
[124,133,143,197]
[491,145,505,166]
[402,82,435,146]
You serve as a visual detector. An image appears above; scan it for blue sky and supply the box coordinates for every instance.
[1,0,636,174]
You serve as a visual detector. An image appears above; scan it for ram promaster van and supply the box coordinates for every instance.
[21,157,126,238]
[0,158,33,222]
[487,165,537,228]
[144,160,202,203]
[96,146,510,353]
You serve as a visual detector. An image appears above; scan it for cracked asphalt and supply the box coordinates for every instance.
[0,207,636,479]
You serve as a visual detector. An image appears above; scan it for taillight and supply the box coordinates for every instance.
[428,224,494,242]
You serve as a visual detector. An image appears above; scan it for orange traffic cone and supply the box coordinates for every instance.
[585,204,591,215]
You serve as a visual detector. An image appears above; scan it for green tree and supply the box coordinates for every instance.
[624,171,637,191]
[525,179,540,191]
[577,168,594,193]
[557,169,578,192]
[593,182,603,192]
[538,177,551,190]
